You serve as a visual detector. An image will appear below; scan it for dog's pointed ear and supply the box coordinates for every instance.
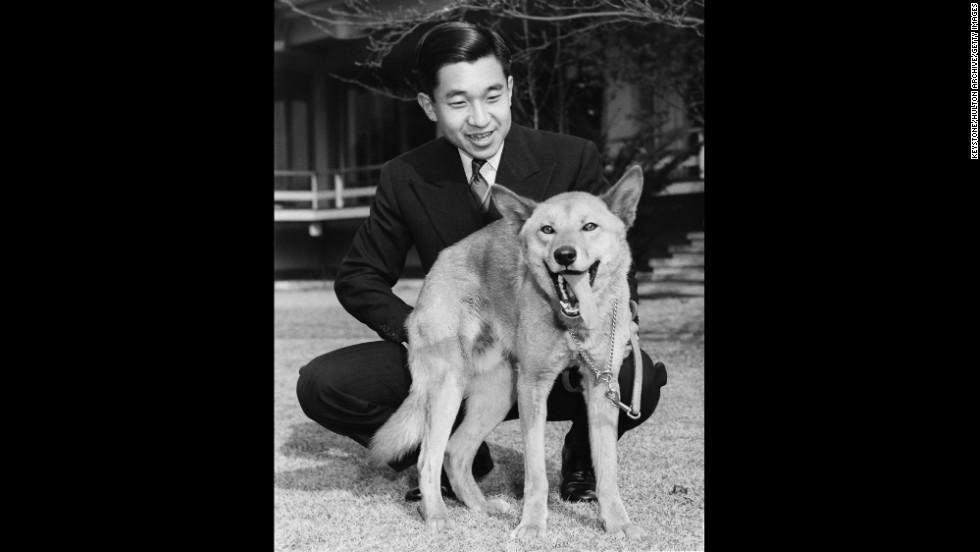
[599,165,644,228]
[491,184,537,228]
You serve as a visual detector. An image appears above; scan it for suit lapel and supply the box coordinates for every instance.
[488,125,553,222]
[408,139,485,249]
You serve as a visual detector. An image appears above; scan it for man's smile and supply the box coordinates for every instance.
[466,129,496,144]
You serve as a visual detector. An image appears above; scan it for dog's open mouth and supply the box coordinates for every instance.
[550,261,600,317]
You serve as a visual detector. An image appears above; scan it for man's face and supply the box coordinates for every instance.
[418,55,513,160]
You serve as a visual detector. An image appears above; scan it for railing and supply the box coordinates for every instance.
[640,128,703,196]
[652,128,704,182]
[274,164,384,221]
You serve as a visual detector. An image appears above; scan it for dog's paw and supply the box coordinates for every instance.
[425,514,456,532]
[484,499,512,515]
[510,522,546,539]
[607,522,646,539]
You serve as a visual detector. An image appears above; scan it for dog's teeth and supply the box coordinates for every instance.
[557,275,568,299]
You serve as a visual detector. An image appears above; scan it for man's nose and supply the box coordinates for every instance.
[468,102,490,127]
[554,246,577,266]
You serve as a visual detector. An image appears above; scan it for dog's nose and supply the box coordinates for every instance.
[554,246,577,266]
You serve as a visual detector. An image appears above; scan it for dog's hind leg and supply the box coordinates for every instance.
[510,371,555,540]
[444,362,514,515]
[582,379,647,539]
[418,370,464,532]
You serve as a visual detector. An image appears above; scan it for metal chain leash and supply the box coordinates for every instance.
[566,297,641,419]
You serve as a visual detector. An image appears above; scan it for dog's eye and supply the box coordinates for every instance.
[583,223,597,231]
[540,225,555,234]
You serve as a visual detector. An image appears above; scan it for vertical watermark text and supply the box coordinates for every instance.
[972,3,979,158]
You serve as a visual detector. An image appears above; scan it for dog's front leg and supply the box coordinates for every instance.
[509,371,554,540]
[583,380,647,539]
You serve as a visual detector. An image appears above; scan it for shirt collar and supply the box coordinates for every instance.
[458,143,504,181]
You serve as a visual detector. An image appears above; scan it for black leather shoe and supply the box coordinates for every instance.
[404,442,494,502]
[560,439,597,502]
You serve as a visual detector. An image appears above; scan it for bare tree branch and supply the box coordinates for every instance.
[468,6,702,27]
[326,72,417,102]
[511,19,621,60]
[521,0,540,129]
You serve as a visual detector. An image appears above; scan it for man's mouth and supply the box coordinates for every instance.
[549,261,600,317]
[467,130,495,144]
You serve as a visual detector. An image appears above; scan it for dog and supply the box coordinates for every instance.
[371,165,646,539]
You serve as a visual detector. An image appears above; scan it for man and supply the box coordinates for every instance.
[296,21,667,503]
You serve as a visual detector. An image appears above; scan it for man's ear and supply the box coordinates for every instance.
[506,75,514,105]
[490,184,536,229]
[599,165,644,228]
[417,93,438,122]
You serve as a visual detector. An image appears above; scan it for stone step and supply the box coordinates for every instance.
[687,231,704,241]
[648,254,704,268]
[637,280,704,296]
[669,242,704,254]
[649,275,705,284]
[649,267,705,281]
[659,181,704,195]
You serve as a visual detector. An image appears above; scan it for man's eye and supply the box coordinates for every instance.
[449,102,466,108]
[583,223,597,231]
[541,225,555,234]
[487,95,500,102]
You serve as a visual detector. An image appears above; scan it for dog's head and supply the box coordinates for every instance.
[491,165,643,329]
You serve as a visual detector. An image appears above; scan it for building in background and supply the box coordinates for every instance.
[275,0,439,278]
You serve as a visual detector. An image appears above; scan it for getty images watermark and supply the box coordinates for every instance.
[972,3,979,158]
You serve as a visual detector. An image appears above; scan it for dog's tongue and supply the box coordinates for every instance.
[564,272,598,328]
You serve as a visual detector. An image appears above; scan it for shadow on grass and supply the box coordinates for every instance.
[278,422,640,535]
[279,421,366,462]
[277,422,394,492]
[277,422,570,507]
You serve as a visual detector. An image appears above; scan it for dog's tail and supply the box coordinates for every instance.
[370,377,428,465]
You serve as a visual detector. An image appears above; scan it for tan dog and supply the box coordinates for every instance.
[371,166,646,539]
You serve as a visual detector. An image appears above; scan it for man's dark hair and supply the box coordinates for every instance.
[415,22,511,98]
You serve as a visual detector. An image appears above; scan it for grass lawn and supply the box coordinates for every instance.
[275,282,704,551]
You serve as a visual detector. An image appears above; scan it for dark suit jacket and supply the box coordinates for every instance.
[335,124,610,345]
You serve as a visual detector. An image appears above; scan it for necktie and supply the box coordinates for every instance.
[470,158,491,213]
